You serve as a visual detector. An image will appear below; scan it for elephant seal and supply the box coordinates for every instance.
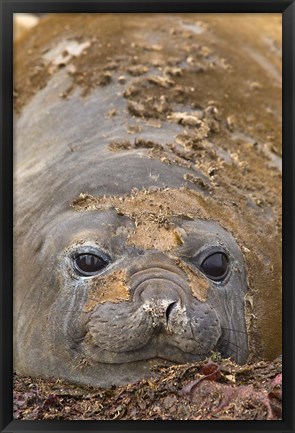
[14,13,282,387]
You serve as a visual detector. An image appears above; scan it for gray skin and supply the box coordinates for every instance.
[14,28,249,389]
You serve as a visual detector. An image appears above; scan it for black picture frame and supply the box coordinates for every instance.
[1,1,294,432]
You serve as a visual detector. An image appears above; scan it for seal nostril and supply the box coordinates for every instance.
[166,301,177,323]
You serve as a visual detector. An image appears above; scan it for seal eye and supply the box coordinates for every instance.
[74,253,109,276]
[200,252,229,281]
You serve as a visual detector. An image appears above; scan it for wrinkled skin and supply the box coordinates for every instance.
[14,13,281,387]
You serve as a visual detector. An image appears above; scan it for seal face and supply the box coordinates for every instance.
[14,13,282,387]
[19,205,248,387]
[79,222,246,365]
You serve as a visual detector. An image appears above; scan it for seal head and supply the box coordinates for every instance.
[15,180,249,387]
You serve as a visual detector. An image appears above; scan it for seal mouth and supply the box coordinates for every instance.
[81,331,213,364]
[81,299,221,364]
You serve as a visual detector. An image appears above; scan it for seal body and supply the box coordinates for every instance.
[14,13,282,387]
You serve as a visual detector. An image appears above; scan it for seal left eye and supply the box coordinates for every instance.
[200,252,229,281]
[74,253,109,276]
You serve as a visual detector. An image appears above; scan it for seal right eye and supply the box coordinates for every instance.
[74,253,109,276]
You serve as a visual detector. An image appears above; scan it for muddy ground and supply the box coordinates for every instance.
[14,356,282,420]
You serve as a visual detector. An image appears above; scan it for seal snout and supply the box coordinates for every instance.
[128,254,191,328]
[83,250,223,364]
[140,286,182,329]
[128,251,190,300]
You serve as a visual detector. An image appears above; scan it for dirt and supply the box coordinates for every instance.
[71,188,212,250]
[13,357,282,420]
[83,269,130,311]
[14,14,282,148]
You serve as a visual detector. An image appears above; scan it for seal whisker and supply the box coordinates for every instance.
[221,339,247,354]
[222,347,237,358]
[221,326,247,335]
[218,338,249,359]
[217,340,239,355]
